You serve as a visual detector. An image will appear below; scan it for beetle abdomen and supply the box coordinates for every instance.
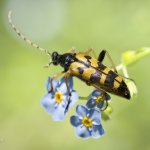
[69,62,130,99]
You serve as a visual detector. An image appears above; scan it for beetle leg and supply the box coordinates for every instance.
[67,47,76,54]
[49,71,65,92]
[85,48,97,59]
[44,62,53,68]
[100,99,108,111]
[64,73,72,112]
[64,73,72,96]
[98,49,118,73]
[52,71,65,80]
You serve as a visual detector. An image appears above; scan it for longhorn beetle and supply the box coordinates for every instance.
[8,11,131,111]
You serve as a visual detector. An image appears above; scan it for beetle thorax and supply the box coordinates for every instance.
[59,53,76,71]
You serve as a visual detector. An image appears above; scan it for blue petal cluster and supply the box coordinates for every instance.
[70,105,104,139]
[86,89,111,109]
[41,76,78,121]
[41,76,111,139]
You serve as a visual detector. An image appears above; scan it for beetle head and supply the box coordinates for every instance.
[51,52,60,65]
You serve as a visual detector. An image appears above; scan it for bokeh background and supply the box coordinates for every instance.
[1,0,150,150]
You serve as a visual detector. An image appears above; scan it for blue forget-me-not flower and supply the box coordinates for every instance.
[70,105,105,139]
[86,90,111,109]
[41,76,78,121]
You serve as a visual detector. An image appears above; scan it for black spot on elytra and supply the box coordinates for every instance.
[77,67,84,74]
[90,71,101,83]
[104,70,118,88]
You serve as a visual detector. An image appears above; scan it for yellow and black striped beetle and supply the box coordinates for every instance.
[50,49,131,99]
[8,11,131,111]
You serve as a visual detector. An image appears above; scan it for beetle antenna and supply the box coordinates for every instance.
[8,11,51,56]
[44,62,54,68]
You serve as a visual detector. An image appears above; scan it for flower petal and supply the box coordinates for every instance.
[46,76,58,93]
[88,109,101,125]
[52,104,66,121]
[97,101,105,109]
[76,105,88,118]
[61,94,68,105]
[91,90,102,98]
[41,93,55,114]
[57,76,73,94]
[86,98,96,108]
[67,76,73,91]
[76,125,91,139]
[70,116,82,127]
[68,90,78,108]
[91,125,105,139]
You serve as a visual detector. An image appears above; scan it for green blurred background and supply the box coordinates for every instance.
[1,0,150,150]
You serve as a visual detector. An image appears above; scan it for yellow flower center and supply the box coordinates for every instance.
[81,117,92,128]
[95,96,103,103]
[55,91,63,103]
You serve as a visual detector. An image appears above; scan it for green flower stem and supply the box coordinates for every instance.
[116,47,150,78]
[121,47,150,67]
[117,47,150,70]
[116,64,129,78]
[79,96,90,100]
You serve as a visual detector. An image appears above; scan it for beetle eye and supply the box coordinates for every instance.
[52,52,58,58]
[51,52,60,65]
[52,52,58,61]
